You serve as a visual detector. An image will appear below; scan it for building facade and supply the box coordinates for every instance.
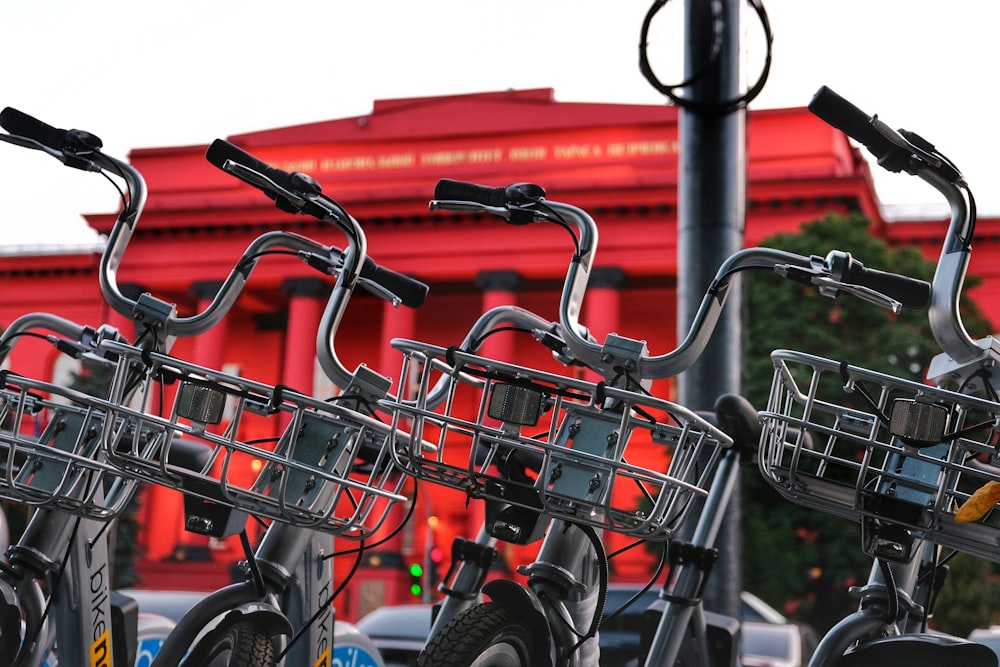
[1,89,997,620]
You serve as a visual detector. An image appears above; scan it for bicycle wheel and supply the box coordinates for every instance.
[417,602,539,667]
[182,620,275,667]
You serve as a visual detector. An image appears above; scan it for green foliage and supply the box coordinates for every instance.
[933,553,1000,637]
[742,212,998,632]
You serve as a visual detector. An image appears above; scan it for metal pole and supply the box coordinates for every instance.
[676,0,746,619]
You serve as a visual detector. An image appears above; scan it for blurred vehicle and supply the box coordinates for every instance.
[117,588,208,622]
[741,621,817,667]
[357,589,804,667]
[969,626,1000,659]
[356,604,431,667]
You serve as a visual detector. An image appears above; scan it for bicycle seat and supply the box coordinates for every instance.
[839,633,998,667]
[712,393,812,463]
[713,393,761,458]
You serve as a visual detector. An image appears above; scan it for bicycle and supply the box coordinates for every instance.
[0,111,424,666]
[0,107,202,667]
[377,178,931,666]
[757,86,1000,666]
[111,138,425,667]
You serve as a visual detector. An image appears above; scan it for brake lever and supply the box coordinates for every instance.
[429,200,551,225]
[429,199,511,219]
[222,160,308,209]
[357,279,403,307]
[0,133,103,172]
[811,276,903,314]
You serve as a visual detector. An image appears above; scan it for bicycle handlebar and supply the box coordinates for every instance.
[430,178,930,381]
[0,110,426,382]
[207,139,428,388]
[808,86,981,366]
[207,139,427,310]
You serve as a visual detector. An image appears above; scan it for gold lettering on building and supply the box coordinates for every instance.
[508,146,548,161]
[606,140,677,158]
[320,155,378,171]
[275,159,319,172]
[554,144,604,159]
[273,137,676,177]
[377,153,416,168]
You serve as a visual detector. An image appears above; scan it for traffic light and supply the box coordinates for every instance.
[429,545,445,587]
[408,562,424,597]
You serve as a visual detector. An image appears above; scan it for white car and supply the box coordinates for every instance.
[741,621,816,667]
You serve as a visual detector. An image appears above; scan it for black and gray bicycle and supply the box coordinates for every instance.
[377,177,932,666]
[0,111,424,666]
[757,87,1000,666]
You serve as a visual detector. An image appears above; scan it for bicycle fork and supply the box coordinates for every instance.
[642,449,742,667]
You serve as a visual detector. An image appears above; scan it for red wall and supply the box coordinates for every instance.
[1,89,995,620]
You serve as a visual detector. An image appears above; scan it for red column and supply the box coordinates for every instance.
[585,267,656,581]
[178,281,229,558]
[583,267,626,382]
[190,282,228,373]
[379,301,417,397]
[475,271,521,363]
[100,283,146,344]
[466,272,522,540]
[281,278,327,395]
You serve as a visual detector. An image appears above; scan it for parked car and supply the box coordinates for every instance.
[741,620,817,667]
[969,626,1000,659]
[117,588,208,623]
[356,604,431,667]
[357,589,806,666]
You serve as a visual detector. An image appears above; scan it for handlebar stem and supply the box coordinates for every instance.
[921,168,982,368]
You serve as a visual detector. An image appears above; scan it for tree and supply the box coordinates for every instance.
[741,212,999,632]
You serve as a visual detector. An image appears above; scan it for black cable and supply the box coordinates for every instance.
[639,0,773,114]
[533,200,581,259]
[328,476,419,558]
[602,541,668,625]
[877,558,900,623]
[29,514,84,652]
[235,248,304,274]
[278,536,366,662]
[239,530,266,597]
[554,524,610,659]
[468,326,536,352]
[99,169,128,210]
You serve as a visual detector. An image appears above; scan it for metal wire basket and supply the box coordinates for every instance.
[381,339,731,541]
[99,340,407,539]
[0,367,140,520]
[760,349,1000,563]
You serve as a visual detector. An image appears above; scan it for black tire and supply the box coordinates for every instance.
[417,602,539,667]
[182,620,275,667]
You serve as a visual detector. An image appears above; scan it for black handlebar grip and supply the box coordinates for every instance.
[434,179,508,207]
[0,107,66,149]
[206,139,294,190]
[0,107,102,154]
[360,257,428,309]
[808,87,895,161]
[842,260,931,311]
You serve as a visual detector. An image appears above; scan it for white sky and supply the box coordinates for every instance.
[1,0,998,247]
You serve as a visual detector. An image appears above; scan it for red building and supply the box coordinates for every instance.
[2,89,998,621]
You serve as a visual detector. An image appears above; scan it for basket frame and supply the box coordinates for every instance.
[760,349,1000,562]
[382,339,731,541]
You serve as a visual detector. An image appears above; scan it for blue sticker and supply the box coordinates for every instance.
[332,645,381,667]
[135,637,165,667]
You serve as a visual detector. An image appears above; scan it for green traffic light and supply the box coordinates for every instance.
[410,583,422,596]
[409,563,423,577]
